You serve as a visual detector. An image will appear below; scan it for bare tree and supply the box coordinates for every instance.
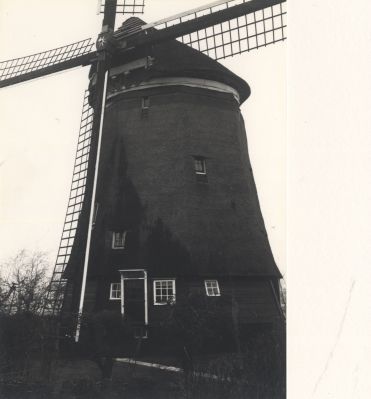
[0,279,16,313]
[0,250,50,314]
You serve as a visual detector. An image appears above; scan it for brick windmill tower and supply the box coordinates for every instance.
[0,0,286,344]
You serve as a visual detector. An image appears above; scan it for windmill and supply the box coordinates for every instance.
[0,0,287,345]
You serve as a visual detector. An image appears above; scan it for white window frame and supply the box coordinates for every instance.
[119,269,148,327]
[204,280,221,296]
[194,157,207,175]
[109,282,121,300]
[153,279,176,305]
[112,231,127,249]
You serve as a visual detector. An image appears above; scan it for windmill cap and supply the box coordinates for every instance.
[114,17,251,104]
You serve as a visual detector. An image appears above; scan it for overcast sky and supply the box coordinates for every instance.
[0,0,286,276]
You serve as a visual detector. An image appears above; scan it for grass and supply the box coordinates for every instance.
[0,354,284,399]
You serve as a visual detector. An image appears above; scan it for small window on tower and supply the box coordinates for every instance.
[194,157,206,174]
[142,96,150,110]
[110,283,121,300]
[193,156,208,182]
[141,96,150,118]
[112,231,127,249]
[204,280,221,296]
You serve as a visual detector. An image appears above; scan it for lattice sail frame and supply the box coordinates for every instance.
[0,1,286,84]
[100,0,145,14]
[121,0,287,61]
[0,39,94,82]
[43,91,93,315]
[144,0,256,29]
[180,2,287,60]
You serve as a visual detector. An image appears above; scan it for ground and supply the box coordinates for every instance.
[0,354,281,399]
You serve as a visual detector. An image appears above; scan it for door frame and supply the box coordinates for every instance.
[118,269,148,326]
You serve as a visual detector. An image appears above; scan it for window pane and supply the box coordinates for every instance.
[110,282,121,299]
[142,96,150,109]
[193,157,206,174]
[113,232,126,248]
[154,280,175,304]
[205,280,220,296]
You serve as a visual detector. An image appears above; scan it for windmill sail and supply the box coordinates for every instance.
[115,0,286,55]
[43,91,94,315]
[141,0,282,30]
[0,1,286,89]
[179,1,286,60]
[0,39,95,88]
[99,0,145,15]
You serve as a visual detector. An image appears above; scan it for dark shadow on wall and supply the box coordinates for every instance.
[144,218,192,276]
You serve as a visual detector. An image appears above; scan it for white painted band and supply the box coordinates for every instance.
[107,76,240,104]
[116,358,182,372]
[116,357,231,382]
[115,358,231,381]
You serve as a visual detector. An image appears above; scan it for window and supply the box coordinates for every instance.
[153,279,176,305]
[110,283,121,300]
[141,97,150,118]
[142,96,150,110]
[112,231,127,249]
[193,156,208,182]
[194,157,206,175]
[204,280,221,296]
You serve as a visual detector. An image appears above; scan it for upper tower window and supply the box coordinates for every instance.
[142,96,150,110]
[112,231,127,249]
[193,156,208,182]
[141,96,150,118]
[194,157,206,174]
[204,280,221,296]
